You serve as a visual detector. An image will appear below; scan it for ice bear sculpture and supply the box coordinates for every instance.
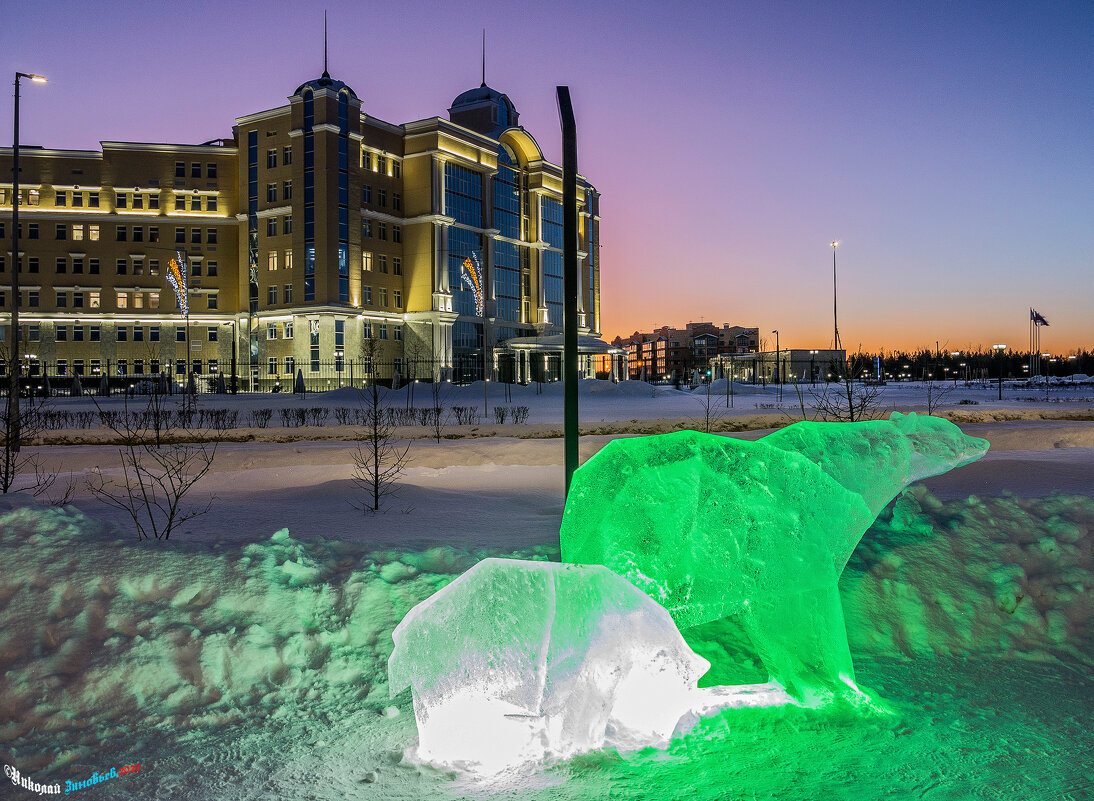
[560,413,989,706]
[388,558,713,773]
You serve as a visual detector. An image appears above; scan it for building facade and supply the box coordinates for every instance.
[1,71,602,388]
[614,322,759,381]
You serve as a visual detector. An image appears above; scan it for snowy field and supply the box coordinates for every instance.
[1,380,1092,799]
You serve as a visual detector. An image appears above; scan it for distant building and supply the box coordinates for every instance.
[612,322,759,381]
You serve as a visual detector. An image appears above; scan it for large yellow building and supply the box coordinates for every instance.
[0,70,603,389]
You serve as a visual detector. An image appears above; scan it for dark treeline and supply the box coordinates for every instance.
[844,348,1094,381]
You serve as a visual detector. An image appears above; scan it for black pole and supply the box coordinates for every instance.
[8,74,22,455]
[557,86,579,498]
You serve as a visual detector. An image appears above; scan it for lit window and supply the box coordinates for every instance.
[149,292,159,309]
[268,252,278,270]
[362,252,373,271]
[89,291,100,308]
[72,224,84,241]
[116,291,128,309]
[284,250,293,270]
[89,224,99,241]
[379,288,388,307]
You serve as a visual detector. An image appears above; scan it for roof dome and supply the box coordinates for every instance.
[448,83,518,136]
[294,71,358,100]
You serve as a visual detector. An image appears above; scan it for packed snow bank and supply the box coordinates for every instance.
[2,486,1091,782]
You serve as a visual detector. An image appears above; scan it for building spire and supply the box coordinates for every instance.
[481,29,486,87]
[323,10,330,78]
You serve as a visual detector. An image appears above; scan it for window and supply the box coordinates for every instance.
[28,257,38,273]
[55,224,67,240]
[90,325,100,342]
[268,357,278,375]
[362,219,371,238]
[268,285,277,305]
[393,193,402,212]
[57,325,68,341]
[175,194,186,211]
[133,325,144,341]
[177,327,187,342]
[73,192,83,208]
[191,195,201,211]
[149,226,159,243]
[150,292,159,309]
[208,359,218,374]
[379,288,388,307]
[150,326,160,342]
[91,359,101,374]
[393,225,401,244]
[379,323,388,340]
[116,226,127,242]
[191,162,202,178]
[285,356,295,375]
[89,192,99,208]
[116,259,127,275]
[116,291,128,309]
[394,325,403,341]
[283,180,292,199]
[207,294,218,310]
[132,193,143,209]
[89,258,99,274]
[267,323,277,340]
[56,257,67,274]
[207,261,218,276]
[362,285,372,304]
[267,183,277,203]
[175,360,186,376]
[207,195,217,211]
[57,360,68,376]
[283,146,292,165]
[377,155,387,174]
[268,252,278,270]
[283,215,292,234]
[362,184,371,204]
[191,260,201,277]
[394,289,402,308]
[362,321,372,339]
[117,326,128,342]
[89,224,99,241]
[28,190,39,206]
[191,228,201,244]
[284,321,293,338]
[392,257,402,275]
[132,226,144,242]
[207,163,218,179]
[28,291,38,308]
[73,258,84,274]
[116,192,127,209]
[267,149,277,168]
[378,222,387,241]
[208,326,218,342]
[133,359,143,375]
[73,292,84,308]
[378,255,387,274]
[207,228,218,244]
[284,283,293,304]
[149,259,159,276]
[56,291,67,308]
[284,250,292,270]
[378,188,387,207]
[175,227,185,243]
[175,162,186,178]
[28,223,38,239]
[362,252,373,271]
[392,159,401,179]
[28,324,40,342]
[267,218,277,237]
[89,291,100,308]
[361,150,371,170]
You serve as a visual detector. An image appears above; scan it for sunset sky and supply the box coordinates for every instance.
[4,0,1091,355]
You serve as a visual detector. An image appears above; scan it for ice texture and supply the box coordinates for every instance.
[560,414,989,705]
[388,558,710,772]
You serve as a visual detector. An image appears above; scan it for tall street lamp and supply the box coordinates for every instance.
[810,349,818,386]
[830,241,842,370]
[992,343,1007,400]
[8,71,47,456]
[771,329,780,400]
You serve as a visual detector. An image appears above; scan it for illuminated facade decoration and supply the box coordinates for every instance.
[0,71,603,386]
[166,251,189,318]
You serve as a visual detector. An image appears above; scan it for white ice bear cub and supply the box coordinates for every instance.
[388,558,711,774]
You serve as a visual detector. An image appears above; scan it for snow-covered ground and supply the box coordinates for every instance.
[1,381,1092,799]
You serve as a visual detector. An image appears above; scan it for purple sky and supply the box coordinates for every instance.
[5,0,1092,354]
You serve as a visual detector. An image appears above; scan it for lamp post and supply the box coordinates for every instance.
[771,329,780,400]
[830,241,842,374]
[7,71,47,457]
[993,344,1007,400]
[809,349,818,386]
[222,318,239,393]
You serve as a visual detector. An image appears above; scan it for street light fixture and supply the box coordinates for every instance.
[992,344,1007,400]
[830,241,842,365]
[7,71,48,458]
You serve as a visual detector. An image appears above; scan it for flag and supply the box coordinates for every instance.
[1032,310,1049,327]
[166,250,189,317]
[460,254,484,317]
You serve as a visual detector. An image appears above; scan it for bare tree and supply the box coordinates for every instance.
[351,337,411,512]
[692,379,725,433]
[924,375,953,415]
[428,378,451,444]
[86,393,222,540]
[810,355,883,422]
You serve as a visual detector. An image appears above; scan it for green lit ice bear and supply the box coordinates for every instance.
[560,412,988,706]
